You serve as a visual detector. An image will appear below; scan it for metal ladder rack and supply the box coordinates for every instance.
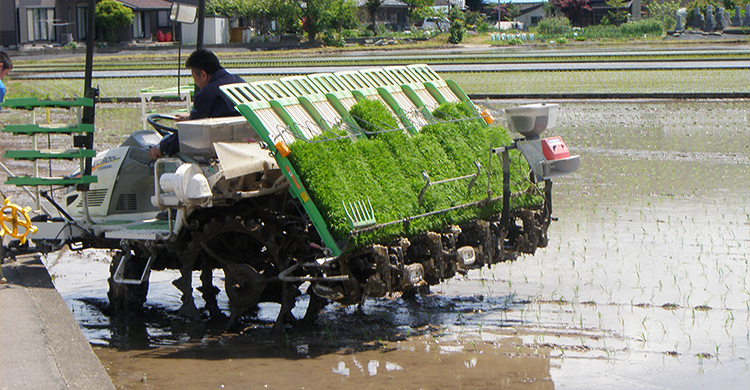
[1,97,97,210]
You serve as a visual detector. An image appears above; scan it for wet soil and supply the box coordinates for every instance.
[7,100,750,389]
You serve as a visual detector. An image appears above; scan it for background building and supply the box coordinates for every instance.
[1,0,195,48]
[490,0,548,29]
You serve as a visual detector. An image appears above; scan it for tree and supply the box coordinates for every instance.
[95,0,133,42]
[299,0,359,43]
[266,0,302,34]
[326,0,359,32]
[365,0,383,25]
[410,6,442,25]
[550,0,591,26]
[543,1,557,17]
[465,0,484,12]
[646,0,681,29]
[498,2,520,21]
[601,0,629,25]
[207,0,248,23]
[402,0,434,11]
[401,0,435,23]
[447,7,465,44]
[209,0,296,35]
[465,11,486,26]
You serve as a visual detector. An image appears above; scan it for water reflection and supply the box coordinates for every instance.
[47,100,749,388]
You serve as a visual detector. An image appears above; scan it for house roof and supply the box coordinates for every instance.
[356,0,409,7]
[118,0,173,10]
[486,0,547,4]
[517,3,544,15]
[589,0,632,9]
[433,0,463,6]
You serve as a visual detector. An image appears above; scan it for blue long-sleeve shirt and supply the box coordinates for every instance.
[158,69,245,156]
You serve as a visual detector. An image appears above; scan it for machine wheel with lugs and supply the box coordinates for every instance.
[189,204,313,329]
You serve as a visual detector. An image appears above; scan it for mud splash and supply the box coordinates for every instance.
[42,100,750,389]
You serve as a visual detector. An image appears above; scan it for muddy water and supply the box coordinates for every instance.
[43,100,749,389]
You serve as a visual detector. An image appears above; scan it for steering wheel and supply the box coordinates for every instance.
[0,198,38,245]
[147,114,179,136]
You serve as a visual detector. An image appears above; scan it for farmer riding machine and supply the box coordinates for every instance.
[1,63,579,329]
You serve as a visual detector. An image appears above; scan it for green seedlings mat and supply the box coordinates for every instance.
[289,101,542,249]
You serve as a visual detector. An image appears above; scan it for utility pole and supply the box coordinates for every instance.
[196,0,205,50]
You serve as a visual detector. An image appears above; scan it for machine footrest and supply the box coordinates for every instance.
[3,149,96,160]
[5,176,98,186]
[113,250,155,285]
[1,123,95,135]
[0,97,94,110]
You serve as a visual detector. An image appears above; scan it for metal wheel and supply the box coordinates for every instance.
[223,263,267,314]
[190,208,309,324]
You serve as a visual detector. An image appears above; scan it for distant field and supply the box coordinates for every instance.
[445,69,750,95]
[6,68,748,100]
[10,45,750,72]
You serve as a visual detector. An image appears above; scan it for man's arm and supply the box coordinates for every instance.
[148,132,179,159]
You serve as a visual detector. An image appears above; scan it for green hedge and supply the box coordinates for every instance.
[535,18,664,40]
[536,16,572,36]
[581,20,664,39]
[289,101,541,249]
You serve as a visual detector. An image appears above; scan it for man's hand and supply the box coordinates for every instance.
[149,146,162,160]
[173,113,190,122]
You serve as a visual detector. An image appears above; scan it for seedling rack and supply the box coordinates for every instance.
[221,65,541,255]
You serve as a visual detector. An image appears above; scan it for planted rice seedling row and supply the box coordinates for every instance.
[13,51,750,73]
[447,69,750,95]
[8,68,747,101]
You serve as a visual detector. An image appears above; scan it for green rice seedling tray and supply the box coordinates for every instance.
[288,101,541,251]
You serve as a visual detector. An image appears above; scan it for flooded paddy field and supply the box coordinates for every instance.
[39,99,750,389]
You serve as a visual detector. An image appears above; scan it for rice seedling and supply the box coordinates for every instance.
[12,49,750,74]
[8,67,750,102]
[289,100,541,247]
[448,69,750,95]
